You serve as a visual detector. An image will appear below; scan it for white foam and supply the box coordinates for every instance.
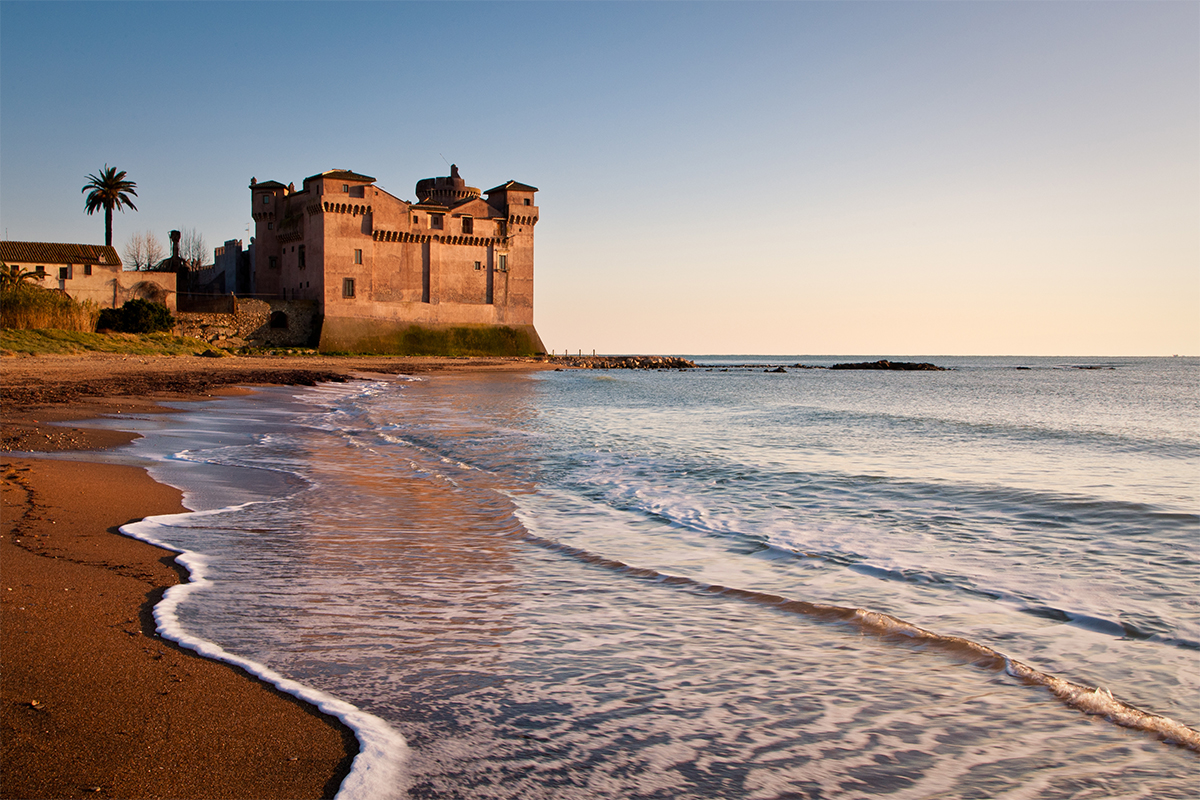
[121,509,409,800]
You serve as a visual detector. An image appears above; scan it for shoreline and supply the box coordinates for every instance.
[0,354,551,798]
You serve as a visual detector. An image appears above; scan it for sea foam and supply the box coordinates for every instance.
[121,509,409,800]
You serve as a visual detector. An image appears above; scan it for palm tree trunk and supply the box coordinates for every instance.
[105,207,113,247]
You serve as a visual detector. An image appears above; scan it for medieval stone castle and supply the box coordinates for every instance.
[249,166,544,354]
[1,166,543,354]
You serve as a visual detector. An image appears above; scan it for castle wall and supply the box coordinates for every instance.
[249,169,542,355]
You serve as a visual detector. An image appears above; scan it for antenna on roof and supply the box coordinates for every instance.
[439,153,451,168]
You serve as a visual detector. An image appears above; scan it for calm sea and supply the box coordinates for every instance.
[95,356,1198,799]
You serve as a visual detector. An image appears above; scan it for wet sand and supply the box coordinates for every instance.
[0,353,553,799]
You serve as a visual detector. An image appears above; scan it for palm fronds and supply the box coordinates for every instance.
[82,165,138,246]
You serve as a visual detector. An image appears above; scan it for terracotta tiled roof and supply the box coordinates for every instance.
[250,180,287,189]
[485,180,538,194]
[0,241,121,266]
[308,170,376,184]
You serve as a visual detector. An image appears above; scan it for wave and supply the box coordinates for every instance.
[550,460,1198,632]
[782,403,1200,460]
[509,525,1200,754]
[120,507,411,800]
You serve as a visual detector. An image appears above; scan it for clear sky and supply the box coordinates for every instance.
[1,1,1196,356]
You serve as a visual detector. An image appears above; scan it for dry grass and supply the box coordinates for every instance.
[1,283,100,332]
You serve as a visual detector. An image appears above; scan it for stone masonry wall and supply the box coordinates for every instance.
[175,298,318,348]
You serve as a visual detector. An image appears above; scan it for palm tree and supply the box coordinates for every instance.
[1,262,46,288]
[82,165,138,247]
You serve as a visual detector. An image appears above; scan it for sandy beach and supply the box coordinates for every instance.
[0,353,553,799]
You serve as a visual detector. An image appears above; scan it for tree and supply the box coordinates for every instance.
[181,228,208,271]
[82,165,138,247]
[123,233,147,271]
[1,262,46,288]
[123,231,164,271]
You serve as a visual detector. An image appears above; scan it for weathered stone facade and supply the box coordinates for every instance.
[175,298,318,348]
[249,167,544,355]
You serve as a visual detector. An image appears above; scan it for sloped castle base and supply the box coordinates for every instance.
[319,316,546,357]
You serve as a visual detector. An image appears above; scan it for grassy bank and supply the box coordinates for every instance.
[0,329,212,356]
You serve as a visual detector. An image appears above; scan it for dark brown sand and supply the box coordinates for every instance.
[0,354,553,799]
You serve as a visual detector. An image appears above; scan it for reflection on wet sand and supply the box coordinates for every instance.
[285,373,547,665]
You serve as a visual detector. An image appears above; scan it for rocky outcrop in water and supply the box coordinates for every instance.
[829,360,945,371]
[554,356,696,370]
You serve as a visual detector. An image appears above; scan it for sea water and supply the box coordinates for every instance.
[97,356,1197,798]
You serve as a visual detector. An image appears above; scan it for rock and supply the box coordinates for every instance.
[828,360,945,371]
[553,355,697,370]
[765,366,787,373]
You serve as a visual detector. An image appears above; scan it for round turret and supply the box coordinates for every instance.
[415,164,480,205]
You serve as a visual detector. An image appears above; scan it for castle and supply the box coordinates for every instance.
[249,166,544,354]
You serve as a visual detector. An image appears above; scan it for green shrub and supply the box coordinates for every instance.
[95,307,122,331]
[0,282,99,331]
[96,298,174,333]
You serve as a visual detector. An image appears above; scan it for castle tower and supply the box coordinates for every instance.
[248,167,543,355]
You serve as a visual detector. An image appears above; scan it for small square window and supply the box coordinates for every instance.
[35,266,45,276]
[413,215,419,224]
[524,198,531,206]
[268,222,273,230]
[269,256,278,269]
[430,214,443,230]
[262,195,270,205]
[343,184,349,193]
[343,277,356,298]
[298,245,306,269]
[474,261,481,271]
[59,266,70,280]
[498,254,507,272]
[354,249,363,264]
[83,264,92,276]
[461,216,473,234]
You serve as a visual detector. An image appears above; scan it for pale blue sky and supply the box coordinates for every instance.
[2,1,1196,355]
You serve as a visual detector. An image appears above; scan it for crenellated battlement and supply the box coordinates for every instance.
[248,165,543,355]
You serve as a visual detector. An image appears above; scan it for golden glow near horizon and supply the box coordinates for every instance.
[1,2,1195,355]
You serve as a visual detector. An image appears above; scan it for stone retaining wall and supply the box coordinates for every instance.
[175,298,318,348]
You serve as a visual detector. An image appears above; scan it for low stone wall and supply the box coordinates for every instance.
[177,293,237,314]
[175,298,318,348]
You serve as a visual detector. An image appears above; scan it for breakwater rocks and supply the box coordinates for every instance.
[554,356,697,370]
[828,360,945,371]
